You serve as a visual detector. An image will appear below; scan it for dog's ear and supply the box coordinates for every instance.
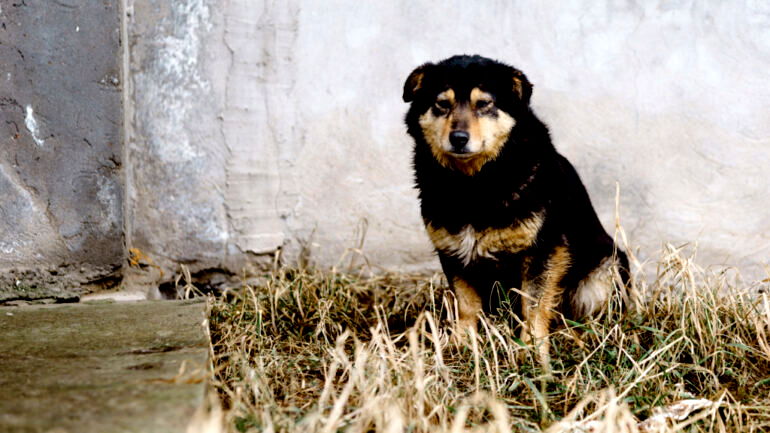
[403,63,432,103]
[512,70,533,105]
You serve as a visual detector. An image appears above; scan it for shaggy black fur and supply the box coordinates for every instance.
[403,55,628,319]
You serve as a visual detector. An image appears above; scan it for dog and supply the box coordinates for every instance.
[403,55,629,373]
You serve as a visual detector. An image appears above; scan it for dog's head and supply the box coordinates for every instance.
[403,55,532,175]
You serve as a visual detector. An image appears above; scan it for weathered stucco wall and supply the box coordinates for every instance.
[0,0,124,300]
[127,1,770,283]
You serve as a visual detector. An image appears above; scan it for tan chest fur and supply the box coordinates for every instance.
[425,212,545,266]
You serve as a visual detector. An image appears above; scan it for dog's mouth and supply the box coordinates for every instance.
[447,150,477,159]
[446,140,485,159]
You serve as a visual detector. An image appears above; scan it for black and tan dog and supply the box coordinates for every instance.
[403,55,629,372]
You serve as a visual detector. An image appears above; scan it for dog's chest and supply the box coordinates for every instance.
[426,212,544,266]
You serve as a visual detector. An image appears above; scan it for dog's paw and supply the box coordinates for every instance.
[449,319,478,346]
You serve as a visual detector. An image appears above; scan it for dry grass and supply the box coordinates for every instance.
[206,244,770,432]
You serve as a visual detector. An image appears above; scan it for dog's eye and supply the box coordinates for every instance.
[434,100,452,111]
[476,99,492,109]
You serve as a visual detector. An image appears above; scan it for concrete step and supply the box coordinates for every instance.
[0,300,219,433]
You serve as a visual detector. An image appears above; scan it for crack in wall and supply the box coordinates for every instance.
[220,0,299,257]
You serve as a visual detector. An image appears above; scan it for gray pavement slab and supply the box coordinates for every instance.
[0,300,212,433]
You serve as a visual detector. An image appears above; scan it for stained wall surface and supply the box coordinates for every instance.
[0,0,124,299]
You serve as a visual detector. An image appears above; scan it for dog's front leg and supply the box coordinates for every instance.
[520,281,560,376]
[451,275,483,334]
[520,246,571,375]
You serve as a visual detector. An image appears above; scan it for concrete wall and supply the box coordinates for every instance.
[0,0,124,300]
[126,0,770,283]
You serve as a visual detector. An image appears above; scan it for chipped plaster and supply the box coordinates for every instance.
[23,105,44,147]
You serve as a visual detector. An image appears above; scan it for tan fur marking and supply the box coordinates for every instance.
[452,276,482,331]
[520,246,571,375]
[470,88,493,108]
[418,87,515,176]
[425,212,544,266]
[474,215,544,256]
[467,107,481,148]
[436,88,455,105]
[476,112,514,157]
[419,106,455,170]
[512,76,525,100]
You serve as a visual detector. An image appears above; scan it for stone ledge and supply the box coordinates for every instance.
[0,299,216,433]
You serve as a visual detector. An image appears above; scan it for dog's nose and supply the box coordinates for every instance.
[449,131,470,150]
